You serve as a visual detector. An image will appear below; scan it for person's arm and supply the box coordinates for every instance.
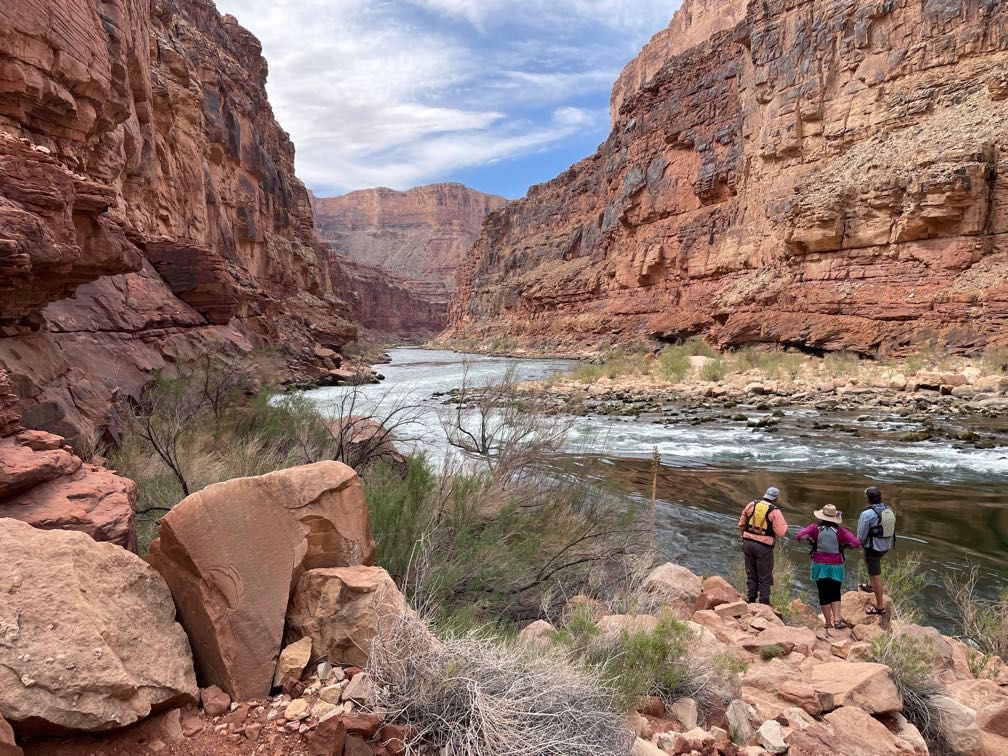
[738,503,751,538]
[795,524,815,543]
[856,510,870,544]
[841,526,861,549]
[772,509,789,539]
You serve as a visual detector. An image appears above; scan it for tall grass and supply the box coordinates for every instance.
[944,566,1008,660]
[700,358,729,382]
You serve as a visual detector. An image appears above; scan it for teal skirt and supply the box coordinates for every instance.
[810,562,846,582]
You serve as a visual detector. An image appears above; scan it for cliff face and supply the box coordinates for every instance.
[0,0,355,443]
[314,183,506,334]
[450,0,1008,356]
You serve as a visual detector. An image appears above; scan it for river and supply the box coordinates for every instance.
[303,348,1008,633]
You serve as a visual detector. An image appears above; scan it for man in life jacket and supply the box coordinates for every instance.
[737,487,789,604]
[856,486,897,615]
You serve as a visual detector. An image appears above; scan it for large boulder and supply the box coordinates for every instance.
[806,661,902,714]
[286,566,410,667]
[0,518,196,734]
[0,714,21,756]
[786,706,920,755]
[640,563,703,607]
[840,591,895,630]
[146,462,375,700]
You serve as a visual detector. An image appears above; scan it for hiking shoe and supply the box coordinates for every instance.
[858,583,874,593]
[865,605,886,615]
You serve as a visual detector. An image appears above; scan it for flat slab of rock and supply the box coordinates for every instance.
[0,518,196,735]
[286,566,410,667]
[806,661,902,714]
[0,434,137,549]
[147,462,375,700]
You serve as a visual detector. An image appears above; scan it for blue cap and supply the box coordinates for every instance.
[764,487,780,501]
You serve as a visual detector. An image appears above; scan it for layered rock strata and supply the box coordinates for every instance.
[0,0,356,445]
[314,184,505,334]
[0,367,137,548]
[449,0,1008,356]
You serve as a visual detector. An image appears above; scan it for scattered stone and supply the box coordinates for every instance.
[201,686,232,717]
[726,699,755,744]
[306,716,347,756]
[316,661,334,681]
[341,672,376,703]
[284,698,310,721]
[757,719,787,753]
[518,619,557,648]
[274,637,313,688]
[630,737,665,756]
[342,712,382,737]
[670,697,698,730]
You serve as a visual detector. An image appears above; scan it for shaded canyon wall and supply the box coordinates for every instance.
[0,0,356,444]
[448,0,1008,356]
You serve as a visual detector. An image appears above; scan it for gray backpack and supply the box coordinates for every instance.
[811,525,841,557]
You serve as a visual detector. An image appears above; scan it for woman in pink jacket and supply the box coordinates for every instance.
[796,504,861,632]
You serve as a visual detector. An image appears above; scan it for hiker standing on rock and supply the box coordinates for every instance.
[738,487,789,605]
[856,486,897,616]
[796,504,861,632]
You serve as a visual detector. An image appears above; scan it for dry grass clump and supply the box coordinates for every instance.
[867,632,951,753]
[944,565,1008,661]
[367,614,634,756]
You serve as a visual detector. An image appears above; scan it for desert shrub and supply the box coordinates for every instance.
[368,614,633,756]
[700,358,729,382]
[770,549,798,619]
[657,346,690,382]
[684,337,718,358]
[867,632,950,752]
[944,566,1008,659]
[823,350,861,378]
[982,345,1008,375]
[759,643,789,661]
[597,614,695,709]
[713,651,748,676]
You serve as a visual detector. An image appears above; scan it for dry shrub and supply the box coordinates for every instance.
[367,614,634,756]
[944,565,1008,659]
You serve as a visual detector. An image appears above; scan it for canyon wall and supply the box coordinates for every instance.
[449,0,1008,357]
[314,183,506,334]
[0,0,355,444]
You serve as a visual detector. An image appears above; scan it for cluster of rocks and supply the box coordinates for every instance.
[523,564,1008,756]
[0,461,414,755]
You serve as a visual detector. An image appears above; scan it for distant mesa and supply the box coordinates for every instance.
[313,184,506,338]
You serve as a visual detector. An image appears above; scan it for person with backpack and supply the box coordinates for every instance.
[737,487,789,604]
[856,486,896,616]
[796,504,861,631]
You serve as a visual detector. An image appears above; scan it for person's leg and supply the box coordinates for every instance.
[816,579,833,628]
[743,540,758,603]
[831,600,843,624]
[757,543,775,605]
[866,549,885,610]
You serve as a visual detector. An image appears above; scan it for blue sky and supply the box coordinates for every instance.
[214,0,679,199]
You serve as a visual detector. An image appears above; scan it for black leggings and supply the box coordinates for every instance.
[816,578,842,605]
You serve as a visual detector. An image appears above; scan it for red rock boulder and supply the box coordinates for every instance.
[147,461,376,700]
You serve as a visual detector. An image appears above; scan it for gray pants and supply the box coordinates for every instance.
[743,539,774,604]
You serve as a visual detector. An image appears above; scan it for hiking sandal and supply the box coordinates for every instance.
[833,620,851,629]
[858,583,874,593]
[865,605,886,615]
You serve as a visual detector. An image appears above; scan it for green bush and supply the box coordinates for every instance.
[759,643,789,661]
[657,346,690,382]
[597,613,695,709]
[700,358,729,382]
[982,345,1008,375]
[684,337,718,358]
[823,350,861,378]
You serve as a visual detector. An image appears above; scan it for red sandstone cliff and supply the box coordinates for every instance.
[314,183,505,334]
[449,0,1008,356]
[0,0,356,444]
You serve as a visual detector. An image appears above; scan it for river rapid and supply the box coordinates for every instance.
[303,348,1008,633]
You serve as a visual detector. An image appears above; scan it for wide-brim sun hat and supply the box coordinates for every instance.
[814,504,843,524]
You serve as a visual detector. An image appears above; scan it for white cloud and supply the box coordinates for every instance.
[213,0,677,195]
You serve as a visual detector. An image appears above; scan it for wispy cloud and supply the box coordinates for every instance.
[213,0,676,196]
